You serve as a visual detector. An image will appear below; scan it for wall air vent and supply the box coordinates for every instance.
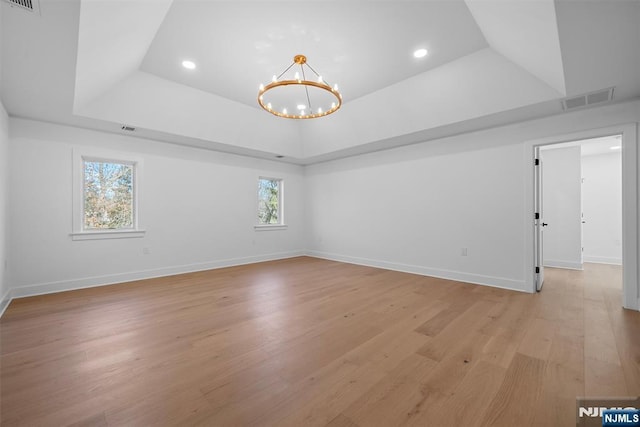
[121,125,136,132]
[3,0,40,14]
[561,87,614,111]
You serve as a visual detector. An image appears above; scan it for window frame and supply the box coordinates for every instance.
[71,148,145,240]
[255,176,287,231]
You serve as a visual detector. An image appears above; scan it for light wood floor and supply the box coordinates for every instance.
[1,258,638,426]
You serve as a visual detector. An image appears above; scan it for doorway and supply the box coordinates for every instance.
[536,136,622,287]
[525,124,638,310]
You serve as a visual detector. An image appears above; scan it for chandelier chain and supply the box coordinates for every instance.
[276,62,296,80]
[300,65,313,112]
[305,63,321,79]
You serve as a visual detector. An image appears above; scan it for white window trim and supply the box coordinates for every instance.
[254,224,288,231]
[256,176,286,229]
[71,148,145,241]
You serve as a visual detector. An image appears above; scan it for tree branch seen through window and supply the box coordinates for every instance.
[83,161,134,229]
[258,178,281,225]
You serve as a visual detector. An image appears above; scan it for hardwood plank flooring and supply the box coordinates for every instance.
[1,258,638,426]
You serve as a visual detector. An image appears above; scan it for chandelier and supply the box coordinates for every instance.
[257,54,342,119]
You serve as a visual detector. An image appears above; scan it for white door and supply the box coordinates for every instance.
[534,147,546,291]
[581,177,585,265]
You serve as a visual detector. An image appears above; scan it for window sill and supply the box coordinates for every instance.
[254,224,288,231]
[71,230,146,241]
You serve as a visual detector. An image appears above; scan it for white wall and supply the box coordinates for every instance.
[306,100,640,298]
[0,1,8,315]
[7,119,306,297]
[306,139,525,290]
[540,146,583,269]
[0,101,8,314]
[3,101,639,311]
[582,152,622,264]
[0,2,4,90]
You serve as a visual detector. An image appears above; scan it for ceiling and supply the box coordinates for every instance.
[140,1,488,107]
[1,0,639,164]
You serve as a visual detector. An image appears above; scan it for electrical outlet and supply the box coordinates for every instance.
[461,248,468,256]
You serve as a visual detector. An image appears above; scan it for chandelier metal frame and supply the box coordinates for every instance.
[257,54,342,119]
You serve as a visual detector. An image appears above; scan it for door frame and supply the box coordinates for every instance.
[534,146,545,291]
[523,123,638,310]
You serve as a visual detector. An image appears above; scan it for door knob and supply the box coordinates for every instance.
[542,223,548,227]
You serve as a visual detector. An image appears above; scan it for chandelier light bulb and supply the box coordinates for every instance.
[333,84,338,91]
[272,75,277,82]
[294,71,300,80]
[267,103,272,110]
[331,102,336,109]
[282,108,287,115]
[318,107,323,114]
[259,83,264,91]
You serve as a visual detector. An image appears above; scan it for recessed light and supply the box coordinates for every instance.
[182,60,196,70]
[610,146,621,150]
[413,48,428,59]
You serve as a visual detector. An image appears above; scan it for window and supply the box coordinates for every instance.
[256,177,285,229]
[83,160,134,230]
[72,149,144,240]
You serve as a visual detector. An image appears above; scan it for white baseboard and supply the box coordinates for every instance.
[0,288,11,318]
[583,256,622,265]
[7,251,305,302]
[543,260,584,270]
[305,250,528,293]
[3,252,634,316]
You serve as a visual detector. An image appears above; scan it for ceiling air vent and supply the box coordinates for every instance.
[3,0,40,14]
[561,87,614,111]
[121,125,136,132]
